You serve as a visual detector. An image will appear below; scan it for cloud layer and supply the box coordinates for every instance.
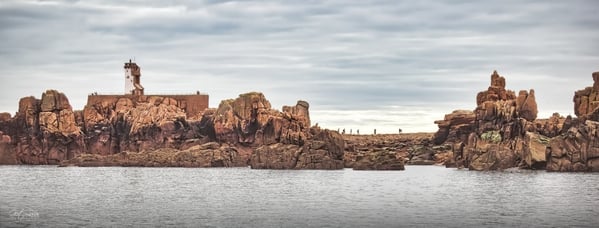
[1,0,598,132]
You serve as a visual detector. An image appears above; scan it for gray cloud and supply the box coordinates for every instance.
[0,0,598,132]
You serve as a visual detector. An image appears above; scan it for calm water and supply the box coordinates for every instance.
[1,165,598,228]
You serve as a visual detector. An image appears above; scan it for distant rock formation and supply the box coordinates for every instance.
[343,133,450,170]
[0,90,344,169]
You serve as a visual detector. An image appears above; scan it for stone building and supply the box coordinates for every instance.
[87,60,209,118]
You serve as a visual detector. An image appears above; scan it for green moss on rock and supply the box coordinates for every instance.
[481,130,502,143]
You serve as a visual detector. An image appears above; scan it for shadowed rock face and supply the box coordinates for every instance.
[0,90,344,169]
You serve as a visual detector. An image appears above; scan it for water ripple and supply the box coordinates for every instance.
[0,166,598,227]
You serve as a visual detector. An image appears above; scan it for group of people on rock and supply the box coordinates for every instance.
[336,128,402,135]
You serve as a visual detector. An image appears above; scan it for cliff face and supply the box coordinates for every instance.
[434,71,547,170]
[0,90,344,169]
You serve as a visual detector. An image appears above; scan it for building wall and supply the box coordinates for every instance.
[125,68,134,94]
[87,94,209,118]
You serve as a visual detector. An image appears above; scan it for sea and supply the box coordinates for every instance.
[0,165,598,228]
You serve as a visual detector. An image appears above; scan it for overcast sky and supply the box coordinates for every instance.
[0,0,598,133]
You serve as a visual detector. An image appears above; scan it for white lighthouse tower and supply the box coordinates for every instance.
[124,59,144,95]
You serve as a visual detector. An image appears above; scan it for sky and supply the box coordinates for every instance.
[0,0,598,133]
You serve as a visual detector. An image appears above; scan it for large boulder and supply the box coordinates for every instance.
[522,132,549,170]
[352,150,405,170]
[433,110,475,145]
[40,90,72,112]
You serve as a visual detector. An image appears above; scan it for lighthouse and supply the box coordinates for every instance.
[124,59,144,95]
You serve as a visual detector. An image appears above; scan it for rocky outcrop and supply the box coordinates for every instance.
[0,90,86,165]
[352,150,405,170]
[0,90,343,169]
[0,130,16,164]
[433,110,475,145]
[60,142,242,167]
[203,93,342,169]
[205,92,311,147]
[82,96,203,156]
[546,72,599,172]
[534,113,571,138]
[434,71,543,170]
[434,70,599,172]
[547,120,599,172]
[250,128,344,169]
[573,71,599,119]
